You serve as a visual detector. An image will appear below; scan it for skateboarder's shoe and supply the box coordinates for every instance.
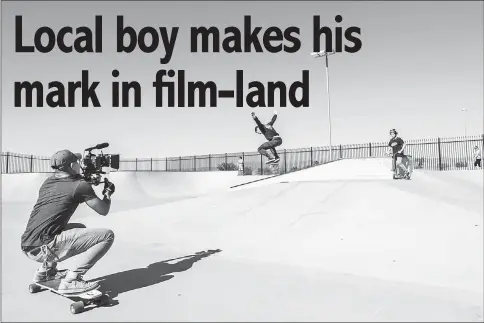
[265,157,280,164]
[33,268,68,282]
[33,263,68,282]
[58,274,99,295]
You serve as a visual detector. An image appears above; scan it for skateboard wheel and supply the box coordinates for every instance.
[98,294,111,306]
[29,284,41,294]
[70,301,84,314]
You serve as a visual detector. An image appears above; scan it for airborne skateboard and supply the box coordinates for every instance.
[29,279,111,314]
[267,161,280,175]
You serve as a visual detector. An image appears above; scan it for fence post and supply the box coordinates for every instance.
[194,156,196,172]
[242,152,245,175]
[437,137,442,171]
[166,157,168,172]
[150,158,153,171]
[339,145,342,159]
[135,158,138,171]
[310,147,313,166]
[209,154,211,171]
[179,156,181,172]
[260,154,263,175]
[5,152,9,173]
[225,153,228,167]
[284,149,287,173]
[30,155,34,172]
[369,143,372,157]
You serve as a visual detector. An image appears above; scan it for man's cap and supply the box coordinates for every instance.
[50,150,82,170]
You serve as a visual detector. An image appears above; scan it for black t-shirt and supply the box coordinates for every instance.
[389,137,404,154]
[21,176,97,248]
[254,115,280,140]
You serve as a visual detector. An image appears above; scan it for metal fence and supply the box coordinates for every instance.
[2,135,483,175]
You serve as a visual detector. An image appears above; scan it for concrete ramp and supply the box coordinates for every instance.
[2,171,265,204]
[2,173,53,203]
[1,170,266,217]
[232,158,394,189]
[2,161,483,321]
[87,171,482,294]
[121,171,265,199]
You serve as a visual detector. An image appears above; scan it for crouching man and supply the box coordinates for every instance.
[20,149,115,294]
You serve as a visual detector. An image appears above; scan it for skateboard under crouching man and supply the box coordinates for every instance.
[29,277,111,314]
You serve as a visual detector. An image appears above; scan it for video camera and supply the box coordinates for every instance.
[81,142,120,185]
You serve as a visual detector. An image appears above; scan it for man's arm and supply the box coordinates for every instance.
[85,195,111,216]
[398,138,406,154]
[386,140,392,155]
[267,110,278,126]
[251,112,265,133]
[76,179,114,216]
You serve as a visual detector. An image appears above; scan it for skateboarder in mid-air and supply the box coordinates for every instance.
[387,129,411,179]
[252,110,283,164]
[20,150,116,294]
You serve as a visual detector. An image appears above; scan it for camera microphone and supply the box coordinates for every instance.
[85,142,110,152]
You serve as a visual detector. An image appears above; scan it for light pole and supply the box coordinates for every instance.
[311,50,336,160]
[461,108,468,137]
[461,108,469,167]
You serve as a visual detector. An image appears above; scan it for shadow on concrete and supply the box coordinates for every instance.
[89,249,221,308]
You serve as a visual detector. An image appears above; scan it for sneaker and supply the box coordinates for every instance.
[57,274,99,295]
[265,157,280,164]
[33,265,68,282]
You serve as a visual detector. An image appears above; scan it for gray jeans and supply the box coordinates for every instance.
[258,137,283,159]
[23,223,114,277]
[393,155,413,175]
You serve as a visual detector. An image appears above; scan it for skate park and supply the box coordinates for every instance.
[2,155,483,321]
[2,0,483,321]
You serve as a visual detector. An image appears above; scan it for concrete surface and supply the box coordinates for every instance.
[2,159,483,321]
